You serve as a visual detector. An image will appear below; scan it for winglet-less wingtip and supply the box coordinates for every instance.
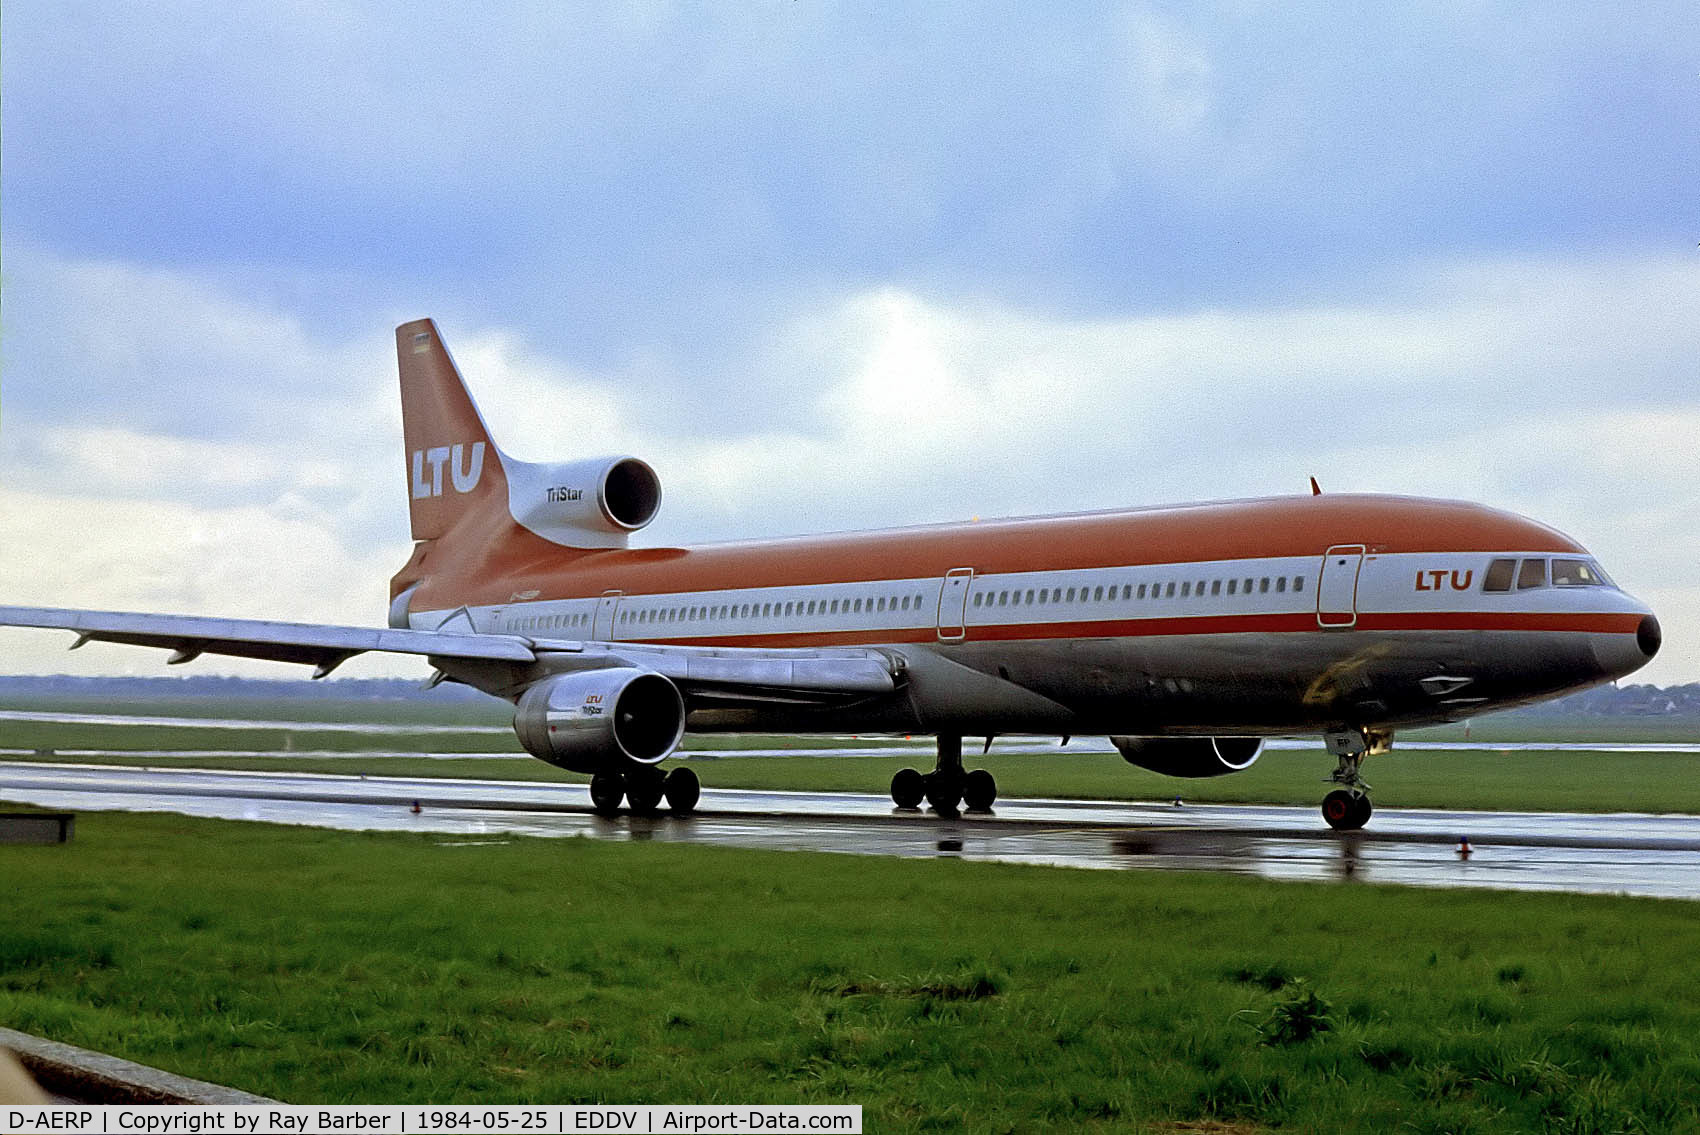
[1310,476,1323,496]
[312,654,354,680]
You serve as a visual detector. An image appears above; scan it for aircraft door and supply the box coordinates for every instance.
[937,568,974,642]
[592,590,623,640]
[1317,545,1365,628]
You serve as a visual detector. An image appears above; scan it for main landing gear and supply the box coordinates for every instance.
[1320,727,1390,831]
[589,764,700,817]
[890,734,998,815]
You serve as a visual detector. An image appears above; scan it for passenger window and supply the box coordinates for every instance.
[1517,558,1547,590]
[1066,587,1076,602]
[1181,582,1191,597]
[1137,584,1147,599]
[1244,578,1254,594]
[853,598,863,612]
[1259,578,1270,593]
[973,594,983,607]
[1093,586,1104,601]
[1025,590,1035,604]
[1276,577,1287,593]
[1227,579,1237,595]
[1211,580,1221,596]
[1294,576,1304,592]
[1165,582,1176,598]
[1122,584,1132,600]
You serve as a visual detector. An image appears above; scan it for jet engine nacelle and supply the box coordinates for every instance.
[505,454,662,548]
[1111,736,1264,778]
[513,668,685,774]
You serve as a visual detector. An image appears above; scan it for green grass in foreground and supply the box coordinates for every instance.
[3,810,1699,1131]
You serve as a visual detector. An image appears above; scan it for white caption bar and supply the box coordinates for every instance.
[1,1106,860,1135]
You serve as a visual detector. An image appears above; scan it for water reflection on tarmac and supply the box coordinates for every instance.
[4,761,1699,900]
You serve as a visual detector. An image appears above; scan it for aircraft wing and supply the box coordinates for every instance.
[0,605,898,700]
[0,604,537,679]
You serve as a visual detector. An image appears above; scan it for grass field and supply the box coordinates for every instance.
[5,807,1700,1130]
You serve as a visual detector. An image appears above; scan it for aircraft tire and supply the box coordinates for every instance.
[890,767,925,809]
[590,772,626,817]
[664,766,701,814]
[963,769,997,812]
[925,768,964,816]
[1322,789,1368,831]
[625,765,667,815]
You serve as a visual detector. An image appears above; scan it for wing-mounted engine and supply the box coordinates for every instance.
[1111,736,1263,778]
[513,668,685,773]
[504,454,662,548]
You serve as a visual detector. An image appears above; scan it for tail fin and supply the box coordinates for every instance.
[397,318,508,541]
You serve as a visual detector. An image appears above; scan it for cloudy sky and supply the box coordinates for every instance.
[2,3,1696,684]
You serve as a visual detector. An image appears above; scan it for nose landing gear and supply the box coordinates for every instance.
[1320,727,1389,831]
[1322,787,1372,830]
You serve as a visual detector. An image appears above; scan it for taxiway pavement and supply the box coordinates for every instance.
[3,760,1698,899]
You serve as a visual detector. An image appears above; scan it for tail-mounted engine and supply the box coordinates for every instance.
[513,669,685,774]
[505,455,662,548]
[1111,736,1264,778]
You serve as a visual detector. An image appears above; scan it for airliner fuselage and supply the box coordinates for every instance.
[401,493,1656,741]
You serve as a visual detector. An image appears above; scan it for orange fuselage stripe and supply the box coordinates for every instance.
[405,493,1588,611]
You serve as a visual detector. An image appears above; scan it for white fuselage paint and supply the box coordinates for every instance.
[414,551,1633,646]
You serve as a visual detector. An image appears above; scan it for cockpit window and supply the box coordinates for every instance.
[1483,559,1515,592]
[1516,558,1548,590]
[1552,558,1609,587]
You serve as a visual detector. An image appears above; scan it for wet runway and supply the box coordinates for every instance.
[4,760,1699,899]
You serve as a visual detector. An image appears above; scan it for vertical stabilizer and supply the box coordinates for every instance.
[396,319,508,541]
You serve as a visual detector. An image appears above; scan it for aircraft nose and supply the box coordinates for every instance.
[1592,611,1660,681]
[1638,614,1662,659]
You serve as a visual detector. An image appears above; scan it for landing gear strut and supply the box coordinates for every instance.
[1320,728,1388,831]
[890,735,998,815]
